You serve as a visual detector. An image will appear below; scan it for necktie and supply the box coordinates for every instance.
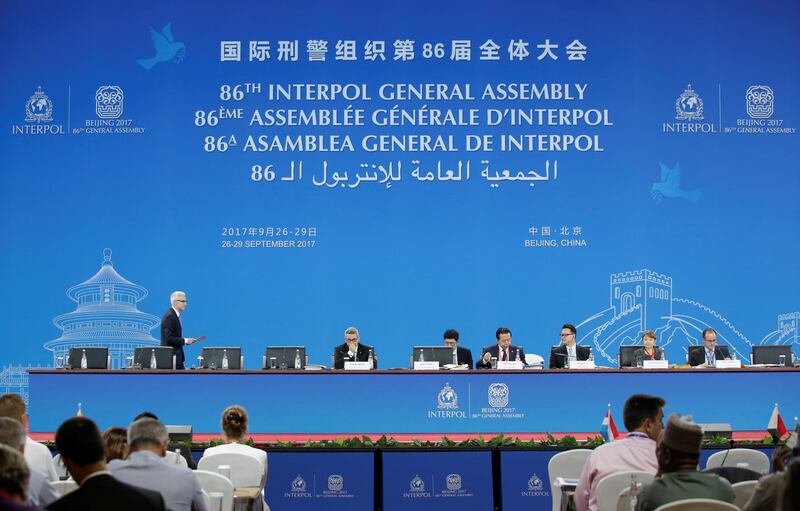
[502,349,507,361]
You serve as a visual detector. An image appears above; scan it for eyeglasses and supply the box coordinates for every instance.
[176,299,187,303]
[560,333,574,337]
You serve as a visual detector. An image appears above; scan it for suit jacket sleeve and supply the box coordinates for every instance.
[475,346,493,369]
[459,347,474,369]
[161,311,184,349]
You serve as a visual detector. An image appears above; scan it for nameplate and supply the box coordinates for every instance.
[497,361,524,370]
[715,359,741,369]
[344,361,371,370]
[569,360,596,370]
[643,360,669,369]
[413,361,440,370]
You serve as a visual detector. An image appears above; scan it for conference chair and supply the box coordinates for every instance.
[618,345,642,368]
[52,480,79,495]
[165,449,189,468]
[653,498,739,510]
[198,452,265,511]
[731,480,758,509]
[705,448,770,475]
[616,485,640,511]
[547,449,592,511]
[194,471,234,511]
[52,453,69,480]
[595,471,654,511]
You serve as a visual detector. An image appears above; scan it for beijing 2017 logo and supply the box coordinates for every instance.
[746,85,774,119]
[96,86,124,119]
[488,383,509,407]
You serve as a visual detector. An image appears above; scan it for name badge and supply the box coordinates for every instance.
[344,361,372,370]
[643,360,669,369]
[569,360,596,370]
[715,359,741,369]
[413,361,440,370]
[497,361,524,370]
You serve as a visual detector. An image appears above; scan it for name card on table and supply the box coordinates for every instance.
[413,361,440,370]
[344,361,372,370]
[643,360,669,369]
[497,360,524,370]
[569,360,596,370]
[715,359,742,369]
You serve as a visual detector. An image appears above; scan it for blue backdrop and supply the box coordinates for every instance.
[1,0,799,375]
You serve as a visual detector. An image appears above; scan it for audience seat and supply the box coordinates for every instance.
[705,449,770,475]
[547,449,592,511]
[595,471,654,511]
[653,498,739,510]
[51,480,78,495]
[731,480,758,509]
[194,470,234,511]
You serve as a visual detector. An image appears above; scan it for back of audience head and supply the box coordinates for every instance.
[657,413,703,473]
[134,411,159,421]
[128,418,168,455]
[0,394,26,425]
[779,459,800,511]
[622,394,665,440]
[0,418,25,453]
[0,444,28,503]
[55,417,106,483]
[103,426,129,462]
[221,405,248,441]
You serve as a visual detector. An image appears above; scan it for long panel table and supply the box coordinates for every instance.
[27,368,799,434]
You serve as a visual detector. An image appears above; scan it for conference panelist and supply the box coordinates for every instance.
[443,329,473,369]
[160,291,200,370]
[476,327,526,369]
[333,326,377,369]
[549,323,592,369]
[688,328,729,367]
[632,330,664,364]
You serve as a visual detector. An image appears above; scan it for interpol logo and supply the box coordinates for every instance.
[746,85,774,119]
[25,86,53,123]
[675,84,704,121]
[291,475,307,492]
[96,86,124,119]
[488,383,509,407]
[327,474,344,491]
[446,473,462,491]
[528,474,544,491]
[437,382,458,409]
[410,475,426,492]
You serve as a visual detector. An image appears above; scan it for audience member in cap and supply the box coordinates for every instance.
[575,394,664,511]
[744,433,800,511]
[0,419,58,508]
[0,444,43,511]
[109,418,206,511]
[102,427,128,463]
[0,395,57,482]
[46,417,164,511]
[202,405,267,510]
[636,413,735,510]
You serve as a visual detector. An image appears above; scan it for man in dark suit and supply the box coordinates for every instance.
[549,323,592,369]
[47,417,164,511]
[688,328,729,367]
[333,327,377,369]
[443,329,473,369]
[476,327,526,369]
[160,291,198,370]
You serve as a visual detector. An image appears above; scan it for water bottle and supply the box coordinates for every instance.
[419,350,425,363]
[368,348,374,369]
[197,355,204,369]
[80,349,88,369]
[588,347,595,364]
[628,473,639,510]
[222,349,229,370]
[150,349,157,369]
[515,348,521,361]
[294,349,301,369]
[452,346,458,365]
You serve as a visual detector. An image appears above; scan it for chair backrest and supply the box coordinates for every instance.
[705,448,770,475]
[616,485,641,511]
[547,449,592,511]
[165,449,189,468]
[52,480,79,495]
[618,345,643,367]
[52,453,69,480]
[525,353,544,366]
[596,471,654,511]
[653,498,739,510]
[198,452,263,487]
[731,480,758,509]
[194,470,234,511]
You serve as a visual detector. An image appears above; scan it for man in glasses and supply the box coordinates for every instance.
[688,328,729,367]
[549,323,592,369]
[161,291,199,370]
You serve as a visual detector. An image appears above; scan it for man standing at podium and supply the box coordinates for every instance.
[161,291,198,370]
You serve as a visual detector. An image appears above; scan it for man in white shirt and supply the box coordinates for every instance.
[0,394,57,482]
[0,417,60,507]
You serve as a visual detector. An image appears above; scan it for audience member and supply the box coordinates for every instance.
[743,437,800,511]
[0,396,57,482]
[0,419,58,507]
[0,444,43,511]
[102,428,128,463]
[575,394,665,511]
[777,459,799,511]
[132,413,194,469]
[636,414,735,510]
[109,418,206,511]
[47,417,164,511]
